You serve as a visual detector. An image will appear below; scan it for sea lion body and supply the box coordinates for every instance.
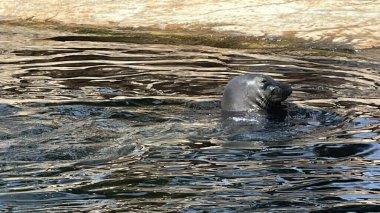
[221,74,292,121]
[220,74,342,141]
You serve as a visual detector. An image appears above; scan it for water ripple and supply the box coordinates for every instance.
[0,31,379,211]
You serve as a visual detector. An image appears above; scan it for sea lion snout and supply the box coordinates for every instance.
[280,82,292,98]
[268,85,280,94]
[266,81,292,102]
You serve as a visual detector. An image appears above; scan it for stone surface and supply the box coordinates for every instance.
[0,0,379,49]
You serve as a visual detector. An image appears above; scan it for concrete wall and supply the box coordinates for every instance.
[1,0,379,49]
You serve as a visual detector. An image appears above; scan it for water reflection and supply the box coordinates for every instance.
[0,28,379,212]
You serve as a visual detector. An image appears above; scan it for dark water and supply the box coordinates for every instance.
[0,27,380,212]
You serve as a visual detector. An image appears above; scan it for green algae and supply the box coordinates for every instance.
[0,20,357,54]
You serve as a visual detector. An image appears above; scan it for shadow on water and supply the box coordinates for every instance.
[0,29,380,212]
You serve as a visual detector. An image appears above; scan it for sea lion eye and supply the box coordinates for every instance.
[261,79,267,84]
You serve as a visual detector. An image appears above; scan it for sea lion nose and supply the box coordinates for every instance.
[272,82,292,98]
[285,85,292,97]
[288,88,292,96]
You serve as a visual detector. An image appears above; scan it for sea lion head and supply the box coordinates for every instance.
[221,74,292,113]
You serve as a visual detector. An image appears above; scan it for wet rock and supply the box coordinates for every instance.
[1,0,379,49]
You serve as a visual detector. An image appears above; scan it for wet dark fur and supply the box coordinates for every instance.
[221,74,292,121]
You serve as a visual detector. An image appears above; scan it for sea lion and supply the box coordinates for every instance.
[221,74,292,121]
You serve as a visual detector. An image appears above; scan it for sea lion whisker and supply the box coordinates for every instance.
[256,95,265,110]
[263,93,273,110]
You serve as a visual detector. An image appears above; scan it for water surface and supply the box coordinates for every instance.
[0,26,379,212]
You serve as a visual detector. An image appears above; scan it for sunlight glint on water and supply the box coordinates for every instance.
[0,27,379,212]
